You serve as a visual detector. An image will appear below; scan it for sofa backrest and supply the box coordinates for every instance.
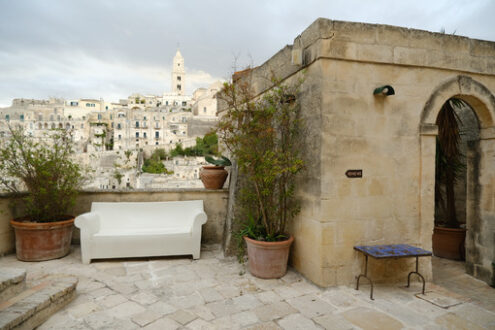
[91,200,204,230]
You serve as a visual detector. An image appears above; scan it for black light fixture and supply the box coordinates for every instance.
[373,85,395,96]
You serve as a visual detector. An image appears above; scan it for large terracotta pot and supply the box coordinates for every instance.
[244,235,294,279]
[432,226,466,261]
[10,217,74,261]
[200,165,228,189]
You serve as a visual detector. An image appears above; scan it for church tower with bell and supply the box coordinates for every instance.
[172,49,185,95]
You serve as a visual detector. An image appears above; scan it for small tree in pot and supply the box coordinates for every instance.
[433,98,467,260]
[0,126,86,261]
[217,78,304,278]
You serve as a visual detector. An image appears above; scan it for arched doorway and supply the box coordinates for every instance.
[432,98,480,260]
[419,75,495,286]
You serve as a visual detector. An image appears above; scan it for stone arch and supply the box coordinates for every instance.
[421,75,495,128]
[419,75,495,286]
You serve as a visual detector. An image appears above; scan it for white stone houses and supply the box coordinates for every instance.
[0,49,221,189]
[192,81,223,118]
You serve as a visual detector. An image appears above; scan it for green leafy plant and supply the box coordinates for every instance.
[217,78,304,241]
[205,155,231,167]
[169,132,219,158]
[142,151,173,174]
[0,126,86,222]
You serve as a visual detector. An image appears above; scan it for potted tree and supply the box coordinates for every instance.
[433,98,467,260]
[217,78,304,278]
[0,126,85,261]
[200,155,231,189]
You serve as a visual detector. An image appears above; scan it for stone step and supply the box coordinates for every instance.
[0,268,26,302]
[0,275,78,330]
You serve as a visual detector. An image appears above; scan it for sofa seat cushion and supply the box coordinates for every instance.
[95,227,190,237]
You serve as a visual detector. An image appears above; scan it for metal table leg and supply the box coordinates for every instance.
[356,254,374,300]
[406,256,426,295]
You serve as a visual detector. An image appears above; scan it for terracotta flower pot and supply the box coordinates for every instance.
[200,165,228,189]
[10,217,74,261]
[432,226,466,261]
[244,235,294,279]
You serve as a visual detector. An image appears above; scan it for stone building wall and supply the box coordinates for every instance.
[231,18,495,286]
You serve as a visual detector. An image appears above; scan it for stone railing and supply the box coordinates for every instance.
[0,189,229,256]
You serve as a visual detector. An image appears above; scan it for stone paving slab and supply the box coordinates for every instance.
[0,246,493,329]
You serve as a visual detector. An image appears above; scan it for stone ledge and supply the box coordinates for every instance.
[0,188,229,198]
[0,276,77,330]
[0,268,26,302]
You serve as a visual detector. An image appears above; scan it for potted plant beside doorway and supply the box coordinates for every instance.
[0,126,85,261]
[433,98,467,260]
[217,78,304,279]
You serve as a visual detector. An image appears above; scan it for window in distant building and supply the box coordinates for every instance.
[20,114,24,121]
[155,131,159,138]
[143,132,147,139]
[5,115,9,121]
[182,101,186,106]
[155,142,158,145]
[118,135,121,140]
[70,101,78,106]
[135,121,139,128]
[204,107,207,113]
[177,76,181,81]
[117,123,121,129]
[98,114,102,120]
[82,116,86,120]
[111,122,114,128]
[166,101,169,105]
[110,114,112,119]
[106,106,109,110]
[144,116,147,120]
[136,132,139,138]
[177,84,181,91]
[38,115,43,121]
[86,103,90,107]
[50,115,54,121]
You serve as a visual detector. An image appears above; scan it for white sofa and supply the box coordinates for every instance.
[74,200,208,264]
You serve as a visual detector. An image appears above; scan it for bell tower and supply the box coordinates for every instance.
[172,49,185,95]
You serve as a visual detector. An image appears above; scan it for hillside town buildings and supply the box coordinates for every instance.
[0,50,221,190]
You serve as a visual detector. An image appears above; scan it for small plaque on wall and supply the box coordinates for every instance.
[345,169,363,178]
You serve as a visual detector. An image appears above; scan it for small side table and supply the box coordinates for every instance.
[354,244,432,300]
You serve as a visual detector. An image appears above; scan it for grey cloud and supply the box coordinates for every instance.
[0,0,493,106]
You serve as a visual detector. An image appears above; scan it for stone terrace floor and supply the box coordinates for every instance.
[1,245,494,329]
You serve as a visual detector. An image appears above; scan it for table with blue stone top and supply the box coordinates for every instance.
[354,244,432,300]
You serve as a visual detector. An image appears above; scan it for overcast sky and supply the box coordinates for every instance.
[0,0,493,107]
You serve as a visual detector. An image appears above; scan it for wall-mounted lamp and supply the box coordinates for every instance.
[373,85,395,96]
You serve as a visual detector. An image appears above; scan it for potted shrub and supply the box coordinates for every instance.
[200,155,231,189]
[433,98,467,260]
[217,78,304,279]
[0,126,85,261]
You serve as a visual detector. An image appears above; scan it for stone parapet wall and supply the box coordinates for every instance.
[0,189,229,256]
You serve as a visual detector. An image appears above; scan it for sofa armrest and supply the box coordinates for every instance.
[193,211,207,227]
[74,212,100,236]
